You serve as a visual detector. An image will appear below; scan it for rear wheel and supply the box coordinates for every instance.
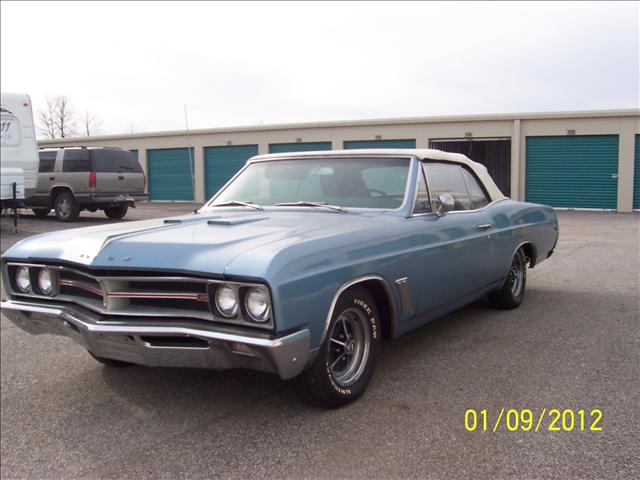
[489,248,527,309]
[88,351,132,367]
[54,191,80,222]
[32,208,51,217]
[104,205,128,219]
[292,285,380,408]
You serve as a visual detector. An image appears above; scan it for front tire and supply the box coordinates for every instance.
[489,248,527,309]
[104,205,128,219]
[292,285,380,408]
[54,191,80,222]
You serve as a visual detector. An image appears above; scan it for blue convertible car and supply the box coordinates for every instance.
[1,149,558,407]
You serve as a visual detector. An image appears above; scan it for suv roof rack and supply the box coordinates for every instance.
[38,146,123,150]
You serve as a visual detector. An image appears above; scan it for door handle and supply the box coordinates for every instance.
[49,176,55,181]
[118,175,124,180]
[477,224,493,230]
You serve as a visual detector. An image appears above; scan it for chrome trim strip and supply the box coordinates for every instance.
[394,277,414,315]
[320,275,397,346]
[108,292,209,302]
[58,279,105,298]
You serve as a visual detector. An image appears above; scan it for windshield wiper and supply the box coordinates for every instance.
[210,200,264,211]
[275,201,346,213]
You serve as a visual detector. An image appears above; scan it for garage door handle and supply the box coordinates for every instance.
[49,176,55,181]
[477,224,493,230]
[611,173,618,179]
[118,175,124,180]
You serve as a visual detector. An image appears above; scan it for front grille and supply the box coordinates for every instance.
[5,263,274,330]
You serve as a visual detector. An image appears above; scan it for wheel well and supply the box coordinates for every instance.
[358,279,395,340]
[520,242,537,268]
[50,187,72,203]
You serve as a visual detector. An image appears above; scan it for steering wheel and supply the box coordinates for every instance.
[367,188,390,198]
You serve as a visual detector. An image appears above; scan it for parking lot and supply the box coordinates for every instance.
[1,205,638,479]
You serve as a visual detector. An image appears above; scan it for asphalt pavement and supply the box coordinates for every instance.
[1,204,638,479]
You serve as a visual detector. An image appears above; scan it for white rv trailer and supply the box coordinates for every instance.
[1,92,39,207]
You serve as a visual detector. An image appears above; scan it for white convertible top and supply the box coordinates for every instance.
[250,148,506,202]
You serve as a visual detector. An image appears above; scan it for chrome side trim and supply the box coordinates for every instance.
[320,275,397,346]
[394,277,414,315]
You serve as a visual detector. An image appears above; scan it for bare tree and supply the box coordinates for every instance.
[81,110,103,136]
[37,95,78,138]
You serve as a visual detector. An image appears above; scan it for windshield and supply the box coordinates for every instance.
[209,157,410,209]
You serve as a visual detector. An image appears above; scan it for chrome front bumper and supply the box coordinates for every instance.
[1,299,310,380]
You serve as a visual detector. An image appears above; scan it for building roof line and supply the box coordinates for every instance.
[38,108,640,144]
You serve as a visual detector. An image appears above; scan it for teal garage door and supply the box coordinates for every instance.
[204,145,258,199]
[344,139,416,149]
[525,135,619,209]
[147,148,194,200]
[269,142,331,153]
[634,135,640,210]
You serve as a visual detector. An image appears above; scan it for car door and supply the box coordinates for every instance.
[416,162,494,314]
[31,150,57,206]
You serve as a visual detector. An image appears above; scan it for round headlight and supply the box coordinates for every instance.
[37,268,53,295]
[215,284,238,317]
[15,266,31,292]
[245,286,271,322]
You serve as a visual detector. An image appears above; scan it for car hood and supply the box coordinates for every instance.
[4,209,400,280]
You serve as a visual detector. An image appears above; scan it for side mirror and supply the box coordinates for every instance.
[435,193,455,217]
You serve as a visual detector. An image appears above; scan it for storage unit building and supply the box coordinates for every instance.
[344,139,416,149]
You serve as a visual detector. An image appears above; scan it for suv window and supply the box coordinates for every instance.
[423,163,473,211]
[461,168,490,209]
[91,149,142,173]
[63,150,91,172]
[38,151,56,173]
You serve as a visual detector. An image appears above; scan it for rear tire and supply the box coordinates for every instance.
[104,205,128,219]
[32,208,51,217]
[292,285,380,408]
[88,351,132,367]
[489,248,527,310]
[54,191,80,222]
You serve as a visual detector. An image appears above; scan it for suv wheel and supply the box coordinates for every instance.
[104,205,128,219]
[292,285,380,408]
[54,192,80,222]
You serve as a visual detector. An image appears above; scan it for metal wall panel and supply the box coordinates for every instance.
[525,135,619,209]
[269,142,331,153]
[204,145,258,199]
[147,148,194,200]
[634,135,640,210]
[343,139,416,149]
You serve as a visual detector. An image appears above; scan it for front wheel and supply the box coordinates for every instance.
[54,192,80,222]
[489,248,527,309]
[104,205,128,219]
[292,285,380,408]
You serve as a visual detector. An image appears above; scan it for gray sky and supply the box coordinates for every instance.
[2,1,638,137]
